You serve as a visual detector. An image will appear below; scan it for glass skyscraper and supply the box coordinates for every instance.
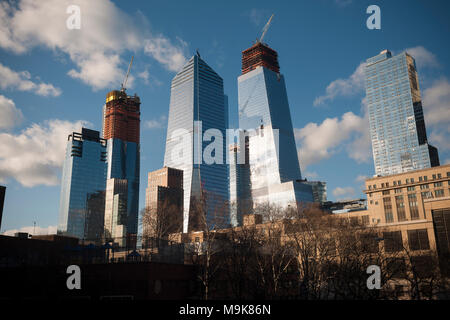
[237,42,313,210]
[58,128,107,239]
[365,50,439,176]
[103,90,141,237]
[229,138,252,227]
[164,53,229,233]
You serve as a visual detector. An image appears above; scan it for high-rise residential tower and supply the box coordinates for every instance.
[102,90,141,237]
[164,53,229,233]
[58,128,107,239]
[237,42,313,210]
[365,50,439,176]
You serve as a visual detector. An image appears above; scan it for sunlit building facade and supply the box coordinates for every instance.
[164,53,229,232]
[58,128,107,239]
[237,42,313,209]
[365,50,439,176]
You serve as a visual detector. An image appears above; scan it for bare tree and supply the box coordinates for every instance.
[187,191,229,300]
[141,198,183,252]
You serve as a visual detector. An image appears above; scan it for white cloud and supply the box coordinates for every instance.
[421,77,450,154]
[0,62,61,96]
[144,37,187,72]
[314,47,439,107]
[0,0,187,90]
[2,225,57,236]
[332,186,355,200]
[404,46,439,70]
[304,171,318,179]
[249,8,267,26]
[0,119,89,187]
[137,69,150,84]
[145,115,167,129]
[0,95,23,130]
[314,62,365,106]
[422,77,450,127]
[355,175,368,183]
[296,111,369,168]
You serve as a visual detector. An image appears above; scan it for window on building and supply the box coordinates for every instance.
[419,176,423,182]
[359,233,379,253]
[383,231,403,252]
[393,181,397,186]
[381,183,385,188]
[423,176,427,182]
[434,182,443,188]
[383,197,393,223]
[407,186,415,192]
[362,215,370,225]
[435,189,445,198]
[421,191,433,199]
[407,229,430,251]
[398,180,402,185]
[411,178,415,183]
[411,255,434,278]
[431,208,450,276]
[394,188,402,194]
[420,184,429,190]
[406,179,410,184]
[395,195,406,222]
[432,174,437,180]
[385,258,407,278]
[438,173,442,179]
[408,193,420,220]
[382,190,390,195]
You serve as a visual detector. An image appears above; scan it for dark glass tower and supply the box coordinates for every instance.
[58,128,107,239]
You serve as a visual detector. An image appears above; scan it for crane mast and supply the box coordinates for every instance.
[121,56,134,92]
[258,14,274,44]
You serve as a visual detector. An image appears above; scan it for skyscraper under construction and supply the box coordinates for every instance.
[102,88,141,240]
[237,40,313,211]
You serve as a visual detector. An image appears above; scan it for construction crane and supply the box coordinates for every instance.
[258,14,274,44]
[121,56,134,92]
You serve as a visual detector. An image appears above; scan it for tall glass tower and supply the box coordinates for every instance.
[237,42,313,210]
[365,50,439,176]
[164,53,229,233]
[102,90,140,237]
[58,128,107,239]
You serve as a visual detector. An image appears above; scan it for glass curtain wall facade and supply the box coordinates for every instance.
[237,43,313,210]
[365,50,440,176]
[104,178,128,246]
[229,138,252,227]
[164,54,229,232]
[58,128,107,239]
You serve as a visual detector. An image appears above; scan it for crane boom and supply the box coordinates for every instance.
[259,14,274,44]
[121,56,134,92]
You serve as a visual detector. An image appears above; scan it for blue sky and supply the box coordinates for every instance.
[1,0,449,235]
